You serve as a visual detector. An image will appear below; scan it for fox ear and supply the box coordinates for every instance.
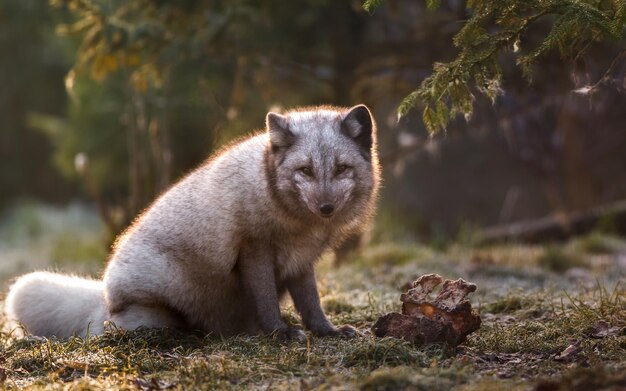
[341,105,374,152]
[266,112,293,152]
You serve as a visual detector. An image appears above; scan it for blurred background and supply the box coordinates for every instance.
[1,0,626,283]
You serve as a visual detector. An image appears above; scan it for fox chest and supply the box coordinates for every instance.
[272,229,331,278]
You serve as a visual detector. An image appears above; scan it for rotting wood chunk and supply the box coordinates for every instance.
[372,274,481,346]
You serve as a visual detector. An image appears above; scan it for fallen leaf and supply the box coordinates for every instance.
[553,341,582,362]
[585,320,623,339]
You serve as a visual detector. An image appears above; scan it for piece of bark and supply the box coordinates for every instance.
[372,274,481,346]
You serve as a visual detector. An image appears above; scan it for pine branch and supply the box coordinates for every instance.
[365,0,626,133]
[363,0,385,14]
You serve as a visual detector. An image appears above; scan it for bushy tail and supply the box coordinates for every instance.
[4,271,108,338]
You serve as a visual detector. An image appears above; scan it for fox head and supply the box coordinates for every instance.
[265,105,379,225]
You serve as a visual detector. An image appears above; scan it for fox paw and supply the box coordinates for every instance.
[334,325,359,338]
[272,327,307,343]
[314,324,359,339]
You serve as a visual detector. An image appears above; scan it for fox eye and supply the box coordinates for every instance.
[335,164,349,175]
[299,166,314,177]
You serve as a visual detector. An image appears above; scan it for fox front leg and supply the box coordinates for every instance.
[238,242,306,342]
[286,265,357,338]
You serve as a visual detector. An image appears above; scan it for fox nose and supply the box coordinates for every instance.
[319,203,335,217]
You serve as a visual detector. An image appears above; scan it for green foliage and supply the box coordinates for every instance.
[363,0,385,14]
[41,0,351,233]
[42,1,261,225]
[538,245,585,272]
[52,0,236,89]
[0,0,74,206]
[366,0,626,133]
[52,0,343,100]
[576,232,626,255]
[29,75,129,193]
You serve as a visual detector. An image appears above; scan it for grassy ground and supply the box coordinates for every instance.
[0,205,625,390]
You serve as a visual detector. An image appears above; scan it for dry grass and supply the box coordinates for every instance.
[0,206,625,390]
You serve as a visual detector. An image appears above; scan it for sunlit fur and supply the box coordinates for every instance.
[4,272,107,338]
[4,105,380,338]
[267,107,379,234]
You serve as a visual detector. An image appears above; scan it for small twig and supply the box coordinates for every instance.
[575,49,626,93]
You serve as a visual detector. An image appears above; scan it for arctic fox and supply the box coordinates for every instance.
[4,105,380,340]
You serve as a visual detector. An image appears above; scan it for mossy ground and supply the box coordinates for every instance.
[0,228,625,390]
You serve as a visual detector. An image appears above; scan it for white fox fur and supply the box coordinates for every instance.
[5,272,107,338]
[4,105,380,340]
